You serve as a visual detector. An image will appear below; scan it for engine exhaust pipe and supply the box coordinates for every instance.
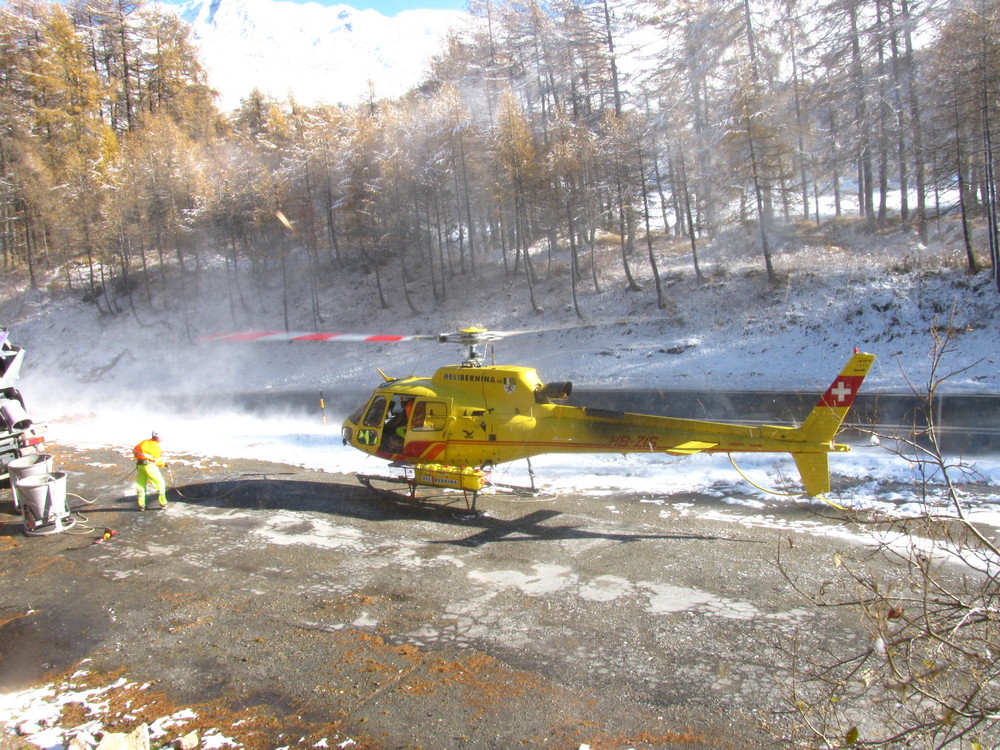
[535,381,573,403]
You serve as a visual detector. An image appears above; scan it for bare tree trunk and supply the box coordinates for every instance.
[955,108,978,273]
[678,152,704,282]
[789,35,810,221]
[616,178,641,292]
[849,5,875,233]
[514,184,540,312]
[875,0,889,227]
[901,0,927,242]
[566,180,583,319]
[399,253,419,315]
[637,137,665,308]
[457,131,477,277]
[420,189,441,303]
[888,0,909,221]
[747,129,776,283]
[983,91,1000,291]
[600,0,622,118]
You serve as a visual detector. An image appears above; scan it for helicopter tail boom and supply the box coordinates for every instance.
[571,350,875,496]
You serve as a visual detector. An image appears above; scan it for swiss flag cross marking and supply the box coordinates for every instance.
[830,381,852,403]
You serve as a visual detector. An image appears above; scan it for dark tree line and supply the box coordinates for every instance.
[2,0,1000,326]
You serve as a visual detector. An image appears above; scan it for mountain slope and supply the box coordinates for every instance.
[164,0,470,109]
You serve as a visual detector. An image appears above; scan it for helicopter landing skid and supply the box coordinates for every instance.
[487,481,544,497]
[480,456,541,498]
[355,472,481,516]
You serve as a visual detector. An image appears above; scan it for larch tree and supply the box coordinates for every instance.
[340,103,390,309]
[928,0,1000,285]
[33,3,109,296]
[139,5,218,140]
[0,0,50,282]
[549,104,595,318]
[599,111,643,292]
[492,87,542,312]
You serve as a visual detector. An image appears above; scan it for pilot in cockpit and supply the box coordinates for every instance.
[382,397,414,452]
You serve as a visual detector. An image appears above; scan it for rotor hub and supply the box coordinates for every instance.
[438,327,504,367]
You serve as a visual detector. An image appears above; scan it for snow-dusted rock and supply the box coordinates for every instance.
[95,723,151,750]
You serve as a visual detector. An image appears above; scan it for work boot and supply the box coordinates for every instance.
[138,504,146,511]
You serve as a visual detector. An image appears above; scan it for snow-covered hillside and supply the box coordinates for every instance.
[3,218,997,405]
[161,0,470,110]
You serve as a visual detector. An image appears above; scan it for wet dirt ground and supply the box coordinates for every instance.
[0,443,885,749]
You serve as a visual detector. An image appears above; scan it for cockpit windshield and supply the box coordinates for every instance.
[347,402,365,425]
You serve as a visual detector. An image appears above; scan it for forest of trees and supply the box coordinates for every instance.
[2,0,1000,324]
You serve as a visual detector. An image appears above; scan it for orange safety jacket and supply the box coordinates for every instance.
[133,439,164,467]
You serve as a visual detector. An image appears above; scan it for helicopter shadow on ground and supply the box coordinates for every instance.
[165,476,755,548]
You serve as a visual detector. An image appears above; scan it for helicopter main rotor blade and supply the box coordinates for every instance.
[198,331,442,343]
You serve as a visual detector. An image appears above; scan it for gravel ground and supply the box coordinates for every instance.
[0,443,884,749]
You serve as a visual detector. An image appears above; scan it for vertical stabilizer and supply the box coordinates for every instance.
[788,350,875,496]
[793,453,831,496]
[797,351,876,444]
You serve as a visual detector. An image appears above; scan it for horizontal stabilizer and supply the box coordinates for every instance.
[667,440,719,455]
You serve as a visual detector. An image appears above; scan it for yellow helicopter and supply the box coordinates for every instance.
[201,327,875,511]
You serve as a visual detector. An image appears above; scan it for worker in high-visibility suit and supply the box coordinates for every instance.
[133,431,167,510]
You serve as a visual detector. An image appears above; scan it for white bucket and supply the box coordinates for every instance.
[19,471,74,536]
[8,453,53,511]
[0,398,31,430]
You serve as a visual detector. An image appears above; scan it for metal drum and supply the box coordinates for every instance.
[8,453,53,511]
[18,471,74,536]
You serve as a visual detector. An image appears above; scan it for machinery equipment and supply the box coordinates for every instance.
[0,330,45,483]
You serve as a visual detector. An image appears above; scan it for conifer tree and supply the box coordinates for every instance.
[493,88,542,312]
[34,4,108,293]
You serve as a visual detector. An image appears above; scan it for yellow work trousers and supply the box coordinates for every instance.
[136,463,167,507]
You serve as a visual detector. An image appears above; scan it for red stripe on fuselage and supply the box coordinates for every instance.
[404,441,447,461]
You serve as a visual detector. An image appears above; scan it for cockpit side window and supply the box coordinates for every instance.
[362,396,388,428]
